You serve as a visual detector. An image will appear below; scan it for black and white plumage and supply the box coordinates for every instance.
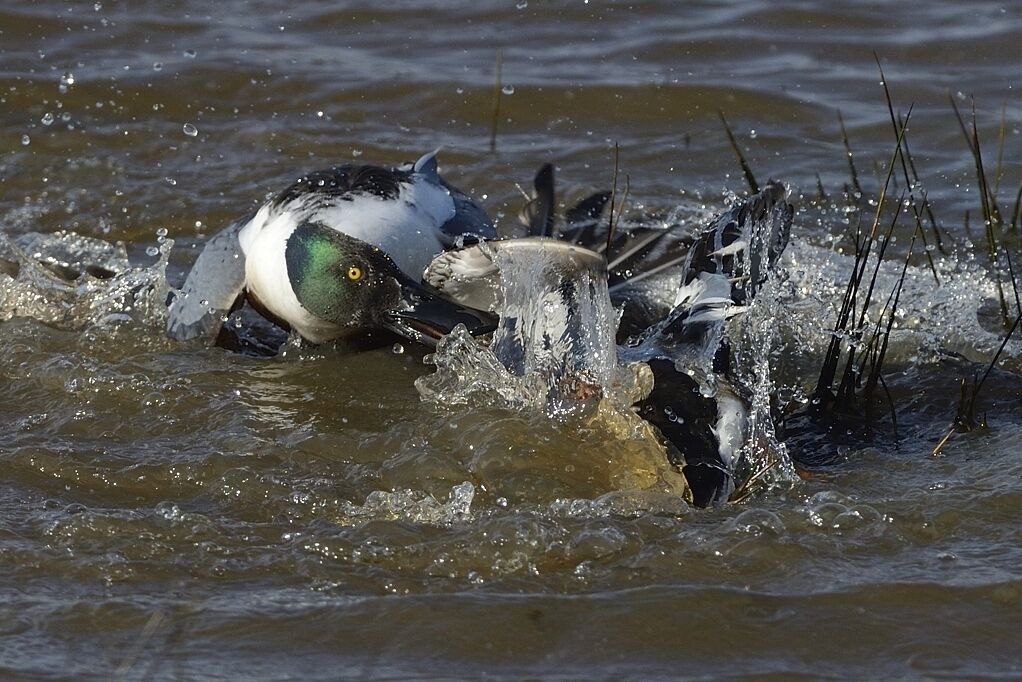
[626,181,793,506]
[425,164,793,506]
[166,151,496,346]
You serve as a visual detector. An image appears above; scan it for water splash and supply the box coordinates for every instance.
[777,239,1015,368]
[730,271,797,491]
[334,481,476,526]
[489,241,626,411]
[0,231,173,331]
[417,239,647,417]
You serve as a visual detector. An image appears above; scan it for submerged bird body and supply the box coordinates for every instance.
[167,152,496,346]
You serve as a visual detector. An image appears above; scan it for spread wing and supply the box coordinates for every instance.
[166,213,252,342]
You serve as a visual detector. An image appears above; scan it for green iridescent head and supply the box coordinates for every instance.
[285,221,404,329]
[284,221,496,345]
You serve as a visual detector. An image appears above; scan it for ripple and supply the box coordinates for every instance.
[2,0,1022,677]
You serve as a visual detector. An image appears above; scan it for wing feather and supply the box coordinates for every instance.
[166,213,253,342]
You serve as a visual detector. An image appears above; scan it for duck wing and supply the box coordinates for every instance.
[424,164,683,318]
[166,212,252,342]
[630,180,792,353]
[677,180,791,308]
[626,182,792,507]
[515,164,690,295]
[407,150,496,245]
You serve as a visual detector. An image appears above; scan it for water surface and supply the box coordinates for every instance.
[2,2,1022,679]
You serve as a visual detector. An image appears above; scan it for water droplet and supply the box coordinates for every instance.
[182,123,198,137]
[93,1,102,10]
[351,149,363,158]
[165,176,177,186]
[183,49,197,58]
[58,72,75,94]
[145,246,159,257]
[41,112,54,126]
[501,85,515,95]
[60,112,71,122]
[516,0,528,8]
[152,62,163,71]
[316,110,324,118]
[20,134,30,146]
[392,343,405,355]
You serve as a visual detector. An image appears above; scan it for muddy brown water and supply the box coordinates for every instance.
[2,2,1022,679]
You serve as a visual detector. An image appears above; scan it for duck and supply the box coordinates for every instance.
[624,181,792,505]
[425,168,793,506]
[426,162,706,336]
[166,150,497,349]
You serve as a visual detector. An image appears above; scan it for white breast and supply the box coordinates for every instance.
[238,204,344,343]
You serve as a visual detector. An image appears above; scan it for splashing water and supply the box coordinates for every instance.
[489,241,628,410]
[417,239,647,418]
[0,231,173,332]
[418,201,801,503]
[334,481,476,527]
[731,272,797,492]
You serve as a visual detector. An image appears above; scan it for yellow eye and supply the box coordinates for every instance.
[346,265,363,281]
